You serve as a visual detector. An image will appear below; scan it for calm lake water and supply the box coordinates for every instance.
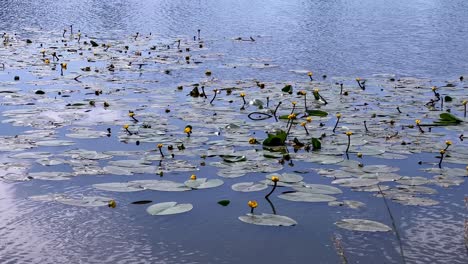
[0,0,467,263]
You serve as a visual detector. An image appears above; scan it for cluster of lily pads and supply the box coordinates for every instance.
[0,29,467,230]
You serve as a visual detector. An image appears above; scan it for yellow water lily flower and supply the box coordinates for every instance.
[157,143,163,149]
[462,100,467,105]
[271,176,279,182]
[248,138,257,144]
[108,200,117,208]
[292,101,297,106]
[60,63,67,69]
[445,140,452,146]
[440,149,446,154]
[240,92,246,97]
[248,200,258,208]
[306,117,312,123]
[415,119,421,125]
[307,72,313,76]
[123,124,129,129]
[345,131,353,136]
[336,113,342,118]
[128,112,135,117]
[300,122,306,127]
[190,174,197,180]
[184,127,192,133]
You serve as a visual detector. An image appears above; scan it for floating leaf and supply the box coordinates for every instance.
[293,184,342,195]
[232,182,268,192]
[238,213,297,226]
[305,110,328,117]
[311,138,322,150]
[262,130,287,146]
[281,84,293,94]
[131,200,153,205]
[184,178,224,189]
[93,182,143,192]
[221,155,247,163]
[217,200,230,206]
[146,202,193,215]
[278,192,337,202]
[335,219,392,232]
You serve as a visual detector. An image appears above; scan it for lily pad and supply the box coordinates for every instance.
[231,182,268,192]
[278,192,337,202]
[335,219,392,232]
[238,213,297,226]
[184,178,224,189]
[146,202,193,215]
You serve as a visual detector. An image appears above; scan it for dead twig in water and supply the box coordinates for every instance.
[332,235,348,264]
[377,183,407,264]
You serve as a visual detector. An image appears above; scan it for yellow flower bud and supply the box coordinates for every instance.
[431,86,437,91]
[300,122,306,127]
[463,100,467,105]
[307,72,313,76]
[108,200,117,208]
[190,174,197,180]
[445,140,452,146]
[128,112,135,117]
[44,59,50,64]
[356,77,361,81]
[357,153,363,158]
[345,131,353,136]
[248,138,257,144]
[240,92,246,97]
[336,113,342,118]
[415,119,421,125]
[184,127,192,133]
[248,200,258,208]
[60,63,67,69]
[288,113,297,120]
[157,143,163,149]
[271,176,280,182]
[306,117,312,123]
[440,149,446,155]
[292,101,297,106]
[313,88,319,93]
[123,124,129,129]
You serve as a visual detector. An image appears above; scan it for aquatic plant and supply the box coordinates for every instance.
[248,200,258,214]
[333,113,342,133]
[345,131,352,153]
[265,175,279,199]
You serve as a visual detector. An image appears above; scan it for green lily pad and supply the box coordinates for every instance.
[146,202,193,215]
[335,219,392,232]
[184,178,224,189]
[238,213,297,226]
[278,192,337,202]
[231,182,268,192]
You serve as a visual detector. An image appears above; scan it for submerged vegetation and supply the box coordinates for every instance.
[0,28,467,262]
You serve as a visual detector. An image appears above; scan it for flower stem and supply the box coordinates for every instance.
[250,207,254,214]
[345,135,351,153]
[303,94,308,111]
[265,181,277,199]
[210,91,217,104]
[159,148,165,157]
[273,101,282,122]
[333,117,340,133]
[417,124,425,133]
[340,83,343,95]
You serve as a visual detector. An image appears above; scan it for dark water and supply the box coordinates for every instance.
[1,0,468,78]
[1,1,467,264]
